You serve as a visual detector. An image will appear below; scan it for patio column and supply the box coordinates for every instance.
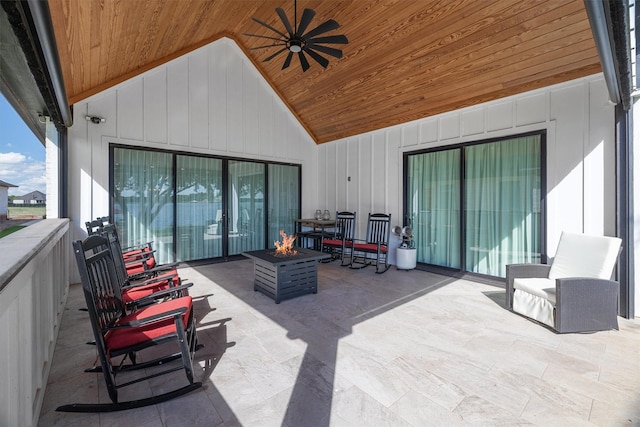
[45,117,65,219]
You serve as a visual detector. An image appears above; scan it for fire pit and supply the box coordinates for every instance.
[242,247,330,303]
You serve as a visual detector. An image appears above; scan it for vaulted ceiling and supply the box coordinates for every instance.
[48,0,601,144]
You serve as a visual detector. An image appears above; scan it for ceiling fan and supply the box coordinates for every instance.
[244,0,349,72]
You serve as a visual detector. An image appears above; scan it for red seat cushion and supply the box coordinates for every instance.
[121,280,170,303]
[131,269,179,286]
[323,239,353,247]
[352,243,387,253]
[126,257,156,274]
[105,296,192,354]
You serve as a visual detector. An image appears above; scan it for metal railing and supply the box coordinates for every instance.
[0,219,70,427]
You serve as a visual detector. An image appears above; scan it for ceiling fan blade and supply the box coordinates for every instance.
[302,19,340,39]
[275,8,294,36]
[295,8,316,36]
[307,44,343,59]
[244,33,286,42]
[263,47,288,62]
[282,51,294,70]
[307,34,349,45]
[252,16,289,39]
[297,51,310,72]
[250,43,287,50]
[304,47,329,68]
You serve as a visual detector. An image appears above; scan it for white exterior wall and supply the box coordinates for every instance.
[45,119,59,218]
[67,39,317,234]
[0,187,8,218]
[318,75,616,264]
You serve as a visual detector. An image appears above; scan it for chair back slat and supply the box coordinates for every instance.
[365,213,391,246]
[101,224,131,286]
[73,236,126,336]
[334,211,356,241]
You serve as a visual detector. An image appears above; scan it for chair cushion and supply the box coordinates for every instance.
[121,280,171,303]
[352,243,387,252]
[324,239,353,247]
[126,258,156,274]
[105,296,192,354]
[548,232,621,280]
[513,277,556,304]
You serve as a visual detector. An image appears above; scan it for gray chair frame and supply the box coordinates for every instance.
[506,263,619,333]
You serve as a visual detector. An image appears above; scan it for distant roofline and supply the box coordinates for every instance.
[0,180,18,188]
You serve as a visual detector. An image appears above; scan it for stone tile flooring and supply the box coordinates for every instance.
[39,259,640,426]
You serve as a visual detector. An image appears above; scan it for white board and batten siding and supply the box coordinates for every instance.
[318,74,616,259]
[67,38,318,251]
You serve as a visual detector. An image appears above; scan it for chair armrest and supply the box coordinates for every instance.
[554,277,619,333]
[129,283,193,308]
[505,263,551,309]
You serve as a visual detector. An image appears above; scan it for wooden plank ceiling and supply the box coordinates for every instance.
[48,0,600,144]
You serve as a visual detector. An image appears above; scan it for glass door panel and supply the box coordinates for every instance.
[176,155,223,261]
[464,136,541,276]
[228,160,265,255]
[268,164,299,246]
[407,150,461,268]
[113,148,175,264]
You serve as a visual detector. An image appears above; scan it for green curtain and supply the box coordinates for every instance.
[176,155,223,261]
[407,149,461,268]
[268,164,300,247]
[465,136,541,276]
[228,160,265,255]
[113,148,174,264]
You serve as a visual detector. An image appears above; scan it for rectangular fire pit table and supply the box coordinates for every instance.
[242,248,330,303]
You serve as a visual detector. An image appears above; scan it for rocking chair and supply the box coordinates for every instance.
[350,213,392,274]
[57,235,201,412]
[321,211,356,265]
[101,224,191,310]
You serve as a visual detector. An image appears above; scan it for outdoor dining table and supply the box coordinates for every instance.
[294,218,336,250]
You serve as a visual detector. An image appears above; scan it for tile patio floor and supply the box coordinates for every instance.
[39,259,640,426]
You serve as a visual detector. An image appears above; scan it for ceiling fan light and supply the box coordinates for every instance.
[288,39,303,52]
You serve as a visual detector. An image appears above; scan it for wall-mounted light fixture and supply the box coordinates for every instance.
[85,115,106,124]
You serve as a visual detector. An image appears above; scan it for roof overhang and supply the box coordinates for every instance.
[0,0,72,142]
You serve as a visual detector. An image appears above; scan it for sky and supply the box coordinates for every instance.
[0,93,46,197]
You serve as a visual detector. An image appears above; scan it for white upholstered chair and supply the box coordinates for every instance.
[505,232,622,333]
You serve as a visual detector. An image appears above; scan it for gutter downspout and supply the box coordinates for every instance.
[584,0,634,318]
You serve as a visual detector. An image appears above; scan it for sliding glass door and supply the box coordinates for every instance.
[407,150,461,268]
[113,149,174,265]
[268,164,300,245]
[112,146,299,263]
[465,135,541,276]
[176,155,223,261]
[404,132,544,278]
[228,161,265,256]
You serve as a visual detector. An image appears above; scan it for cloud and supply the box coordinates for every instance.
[0,151,45,196]
[0,152,26,163]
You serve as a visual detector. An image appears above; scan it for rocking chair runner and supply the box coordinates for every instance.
[350,213,392,274]
[321,211,356,265]
[57,235,202,412]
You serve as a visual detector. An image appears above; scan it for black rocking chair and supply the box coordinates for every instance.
[57,235,202,412]
[350,213,392,274]
[321,211,356,265]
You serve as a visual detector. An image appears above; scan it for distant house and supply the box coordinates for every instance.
[12,190,46,206]
[0,180,18,220]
